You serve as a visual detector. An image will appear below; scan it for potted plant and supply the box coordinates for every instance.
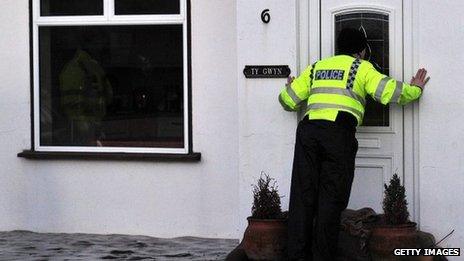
[368,174,418,259]
[241,172,287,260]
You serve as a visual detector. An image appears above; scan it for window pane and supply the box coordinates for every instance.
[115,0,180,15]
[335,12,390,126]
[39,25,184,148]
[40,0,103,16]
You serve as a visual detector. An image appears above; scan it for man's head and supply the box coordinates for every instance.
[336,28,367,58]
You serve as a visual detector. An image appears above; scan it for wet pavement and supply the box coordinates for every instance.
[0,231,238,260]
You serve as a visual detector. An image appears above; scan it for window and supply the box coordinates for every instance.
[40,0,103,16]
[335,12,390,126]
[32,0,190,154]
[115,0,180,15]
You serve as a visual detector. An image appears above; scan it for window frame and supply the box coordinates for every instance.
[31,0,191,155]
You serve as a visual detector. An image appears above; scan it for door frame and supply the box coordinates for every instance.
[296,0,421,226]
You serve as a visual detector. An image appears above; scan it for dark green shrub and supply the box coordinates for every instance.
[251,172,282,219]
[383,174,410,225]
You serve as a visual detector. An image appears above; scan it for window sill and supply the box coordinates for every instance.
[17,150,201,162]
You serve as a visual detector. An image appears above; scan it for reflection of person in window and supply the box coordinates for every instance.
[59,49,113,146]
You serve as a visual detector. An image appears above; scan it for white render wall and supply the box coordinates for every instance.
[0,0,239,239]
[416,0,464,253]
[237,0,299,237]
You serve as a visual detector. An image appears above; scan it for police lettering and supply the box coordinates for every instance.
[315,70,345,80]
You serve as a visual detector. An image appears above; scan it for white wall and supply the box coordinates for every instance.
[237,1,299,237]
[0,0,239,239]
[416,0,464,253]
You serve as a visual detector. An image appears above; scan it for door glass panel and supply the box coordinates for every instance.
[115,0,180,15]
[335,12,389,126]
[41,0,103,16]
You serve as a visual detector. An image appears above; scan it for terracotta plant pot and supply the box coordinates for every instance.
[242,217,287,260]
[368,221,418,259]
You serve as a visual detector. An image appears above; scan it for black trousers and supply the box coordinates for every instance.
[287,116,358,261]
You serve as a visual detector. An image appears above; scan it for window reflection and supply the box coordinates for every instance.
[335,12,390,126]
[115,0,180,15]
[39,26,184,148]
[40,0,103,16]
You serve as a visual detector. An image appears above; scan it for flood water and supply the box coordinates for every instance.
[0,231,238,260]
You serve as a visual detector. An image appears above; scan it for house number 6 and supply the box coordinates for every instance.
[261,9,270,23]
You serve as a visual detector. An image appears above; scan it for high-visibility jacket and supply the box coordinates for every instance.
[279,55,422,125]
[59,49,113,122]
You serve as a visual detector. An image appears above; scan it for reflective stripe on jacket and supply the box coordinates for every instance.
[278,55,422,125]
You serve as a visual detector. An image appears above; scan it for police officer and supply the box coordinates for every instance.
[279,28,430,260]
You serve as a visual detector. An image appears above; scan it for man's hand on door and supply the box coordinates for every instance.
[410,68,430,90]
[286,76,295,87]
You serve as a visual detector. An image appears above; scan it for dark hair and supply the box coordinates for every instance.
[336,28,367,55]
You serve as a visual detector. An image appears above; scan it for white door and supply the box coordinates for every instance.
[318,0,405,212]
